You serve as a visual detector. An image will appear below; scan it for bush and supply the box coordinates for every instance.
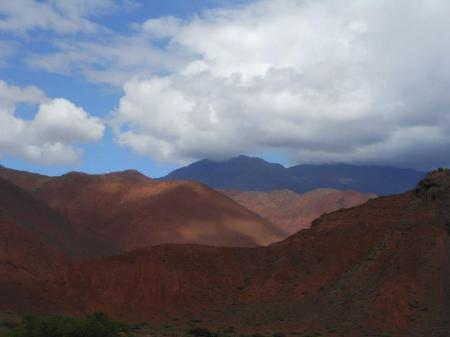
[252,334,265,337]
[188,327,214,337]
[273,333,285,337]
[1,321,18,329]
[8,312,129,337]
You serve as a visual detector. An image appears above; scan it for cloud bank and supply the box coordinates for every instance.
[3,0,450,169]
[110,0,450,169]
[0,81,104,164]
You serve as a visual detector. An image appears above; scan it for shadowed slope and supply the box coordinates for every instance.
[0,176,76,312]
[0,165,50,192]
[0,176,111,260]
[224,188,375,235]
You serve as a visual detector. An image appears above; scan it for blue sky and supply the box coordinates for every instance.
[0,0,449,177]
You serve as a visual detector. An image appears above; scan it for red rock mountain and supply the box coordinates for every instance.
[0,165,50,192]
[0,175,109,262]
[0,167,283,256]
[50,170,450,337]
[223,188,375,235]
[1,168,450,337]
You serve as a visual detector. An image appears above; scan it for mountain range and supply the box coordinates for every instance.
[164,155,426,195]
[1,164,449,337]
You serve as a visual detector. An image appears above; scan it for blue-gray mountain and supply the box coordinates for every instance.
[163,155,426,195]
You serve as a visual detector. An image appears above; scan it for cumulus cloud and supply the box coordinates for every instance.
[0,80,48,108]
[0,81,104,164]
[110,0,450,169]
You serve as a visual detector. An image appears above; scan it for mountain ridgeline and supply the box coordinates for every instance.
[164,155,426,195]
[0,168,449,337]
[0,166,284,261]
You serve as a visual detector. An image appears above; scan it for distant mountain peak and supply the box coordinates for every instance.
[164,156,426,195]
[231,154,263,162]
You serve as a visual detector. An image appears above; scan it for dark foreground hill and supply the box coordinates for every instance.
[0,175,108,313]
[2,170,447,337]
[163,155,425,195]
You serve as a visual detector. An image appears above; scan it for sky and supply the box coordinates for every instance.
[0,0,449,177]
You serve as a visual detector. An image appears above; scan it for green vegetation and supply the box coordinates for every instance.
[0,313,299,337]
[187,328,290,337]
[188,327,215,337]
[3,312,132,337]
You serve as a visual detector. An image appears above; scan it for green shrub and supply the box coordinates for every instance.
[252,333,265,337]
[272,333,285,337]
[188,327,214,337]
[1,321,18,330]
[8,312,129,337]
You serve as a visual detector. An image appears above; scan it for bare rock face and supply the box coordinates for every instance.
[415,169,450,200]
[414,168,450,231]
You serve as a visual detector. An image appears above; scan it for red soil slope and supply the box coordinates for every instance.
[0,176,110,261]
[52,170,450,337]
[0,176,72,313]
[224,188,375,235]
[29,171,283,253]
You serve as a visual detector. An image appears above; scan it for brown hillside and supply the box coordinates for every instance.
[0,176,111,261]
[223,188,375,235]
[0,165,50,192]
[29,171,283,252]
[0,176,72,313]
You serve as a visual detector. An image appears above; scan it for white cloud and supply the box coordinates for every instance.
[141,16,183,39]
[110,0,450,169]
[26,36,189,87]
[0,80,48,108]
[31,98,105,144]
[0,81,104,164]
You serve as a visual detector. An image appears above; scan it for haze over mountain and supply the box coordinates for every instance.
[164,155,426,195]
[2,169,449,337]
[224,188,375,235]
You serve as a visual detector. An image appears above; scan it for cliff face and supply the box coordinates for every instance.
[52,170,450,337]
